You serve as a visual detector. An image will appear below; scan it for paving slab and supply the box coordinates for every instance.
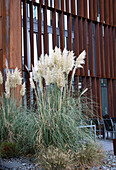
[98,139,113,152]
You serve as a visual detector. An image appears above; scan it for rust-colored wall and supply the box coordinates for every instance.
[9,0,22,69]
[2,0,22,70]
[0,0,2,72]
[0,0,116,119]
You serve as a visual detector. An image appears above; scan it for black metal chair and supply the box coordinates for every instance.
[91,118,102,138]
[111,118,116,131]
[103,119,116,139]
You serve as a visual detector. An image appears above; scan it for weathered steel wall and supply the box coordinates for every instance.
[2,0,22,70]
[21,0,116,120]
[0,0,2,72]
[0,0,116,119]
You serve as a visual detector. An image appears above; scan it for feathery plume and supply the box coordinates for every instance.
[0,71,3,85]
[20,82,26,96]
[5,92,10,99]
[75,50,86,68]
[5,80,10,94]
[29,78,35,89]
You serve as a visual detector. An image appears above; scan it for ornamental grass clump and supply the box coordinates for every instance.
[31,47,87,148]
[0,66,36,154]
[0,63,26,143]
[29,47,105,168]
[0,141,19,158]
[37,145,72,170]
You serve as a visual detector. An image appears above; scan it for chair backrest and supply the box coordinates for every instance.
[103,119,113,131]
[91,119,99,126]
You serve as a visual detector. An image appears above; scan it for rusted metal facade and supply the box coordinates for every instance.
[0,0,116,120]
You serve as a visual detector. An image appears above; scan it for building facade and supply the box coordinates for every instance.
[0,0,116,120]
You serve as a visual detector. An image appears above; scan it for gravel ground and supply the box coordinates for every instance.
[0,139,116,170]
[92,139,116,170]
[0,156,41,170]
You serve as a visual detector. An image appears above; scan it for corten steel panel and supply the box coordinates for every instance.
[26,72,31,108]
[112,28,116,78]
[61,0,64,11]
[93,0,97,21]
[0,0,2,16]
[82,76,87,90]
[0,18,2,50]
[86,77,92,118]
[99,0,104,23]
[2,0,22,69]
[45,0,48,6]
[0,50,3,94]
[54,0,58,9]
[40,0,43,5]
[66,0,69,13]
[92,78,98,118]
[104,0,109,24]
[78,0,84,17]
[97,78,102,120]
[82,77,87,115]
[23,0,28,67]
[109,27,114,78]
[68,75,72,94]
[107,79,114,118]
[43,7,48,54]
[104,26,110,78]
[67,14,72,51]
[113,80,116,117]
[74,16,80,76]
[88,21,94,76]
[84,0,87,18]
[89,0,93,20]
[113,0,116,26]
[2,0,9,68]
[74,76,79,97]
[9,0,22,69]
[59,12,64,51]
[95,23,101,77]
[71,0,75,15]
[38,5,42,58]
[78,18,84,76]
[30,1,34,67]
[109,0,113,25]
[0,50,2,71]
[99,24,105,78]
[83,19,88,76]
[52,10,57,48]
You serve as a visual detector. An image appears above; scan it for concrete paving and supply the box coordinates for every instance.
[98,139,113,152]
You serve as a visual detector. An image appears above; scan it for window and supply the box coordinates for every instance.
[97,0,100,22]
[34,33,38,66]
[101,79,109,116]
[58,0,61,10]
[47,10,52,26]
[87,22,90,75]
[87,0,89,18]
[33,6,38,19]
[48,0,54,7]
[48,33,53,55]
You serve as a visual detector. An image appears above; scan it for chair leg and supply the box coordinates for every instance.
[113,132,115,139]
[99,129,101,138]
[104,130,106,140]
